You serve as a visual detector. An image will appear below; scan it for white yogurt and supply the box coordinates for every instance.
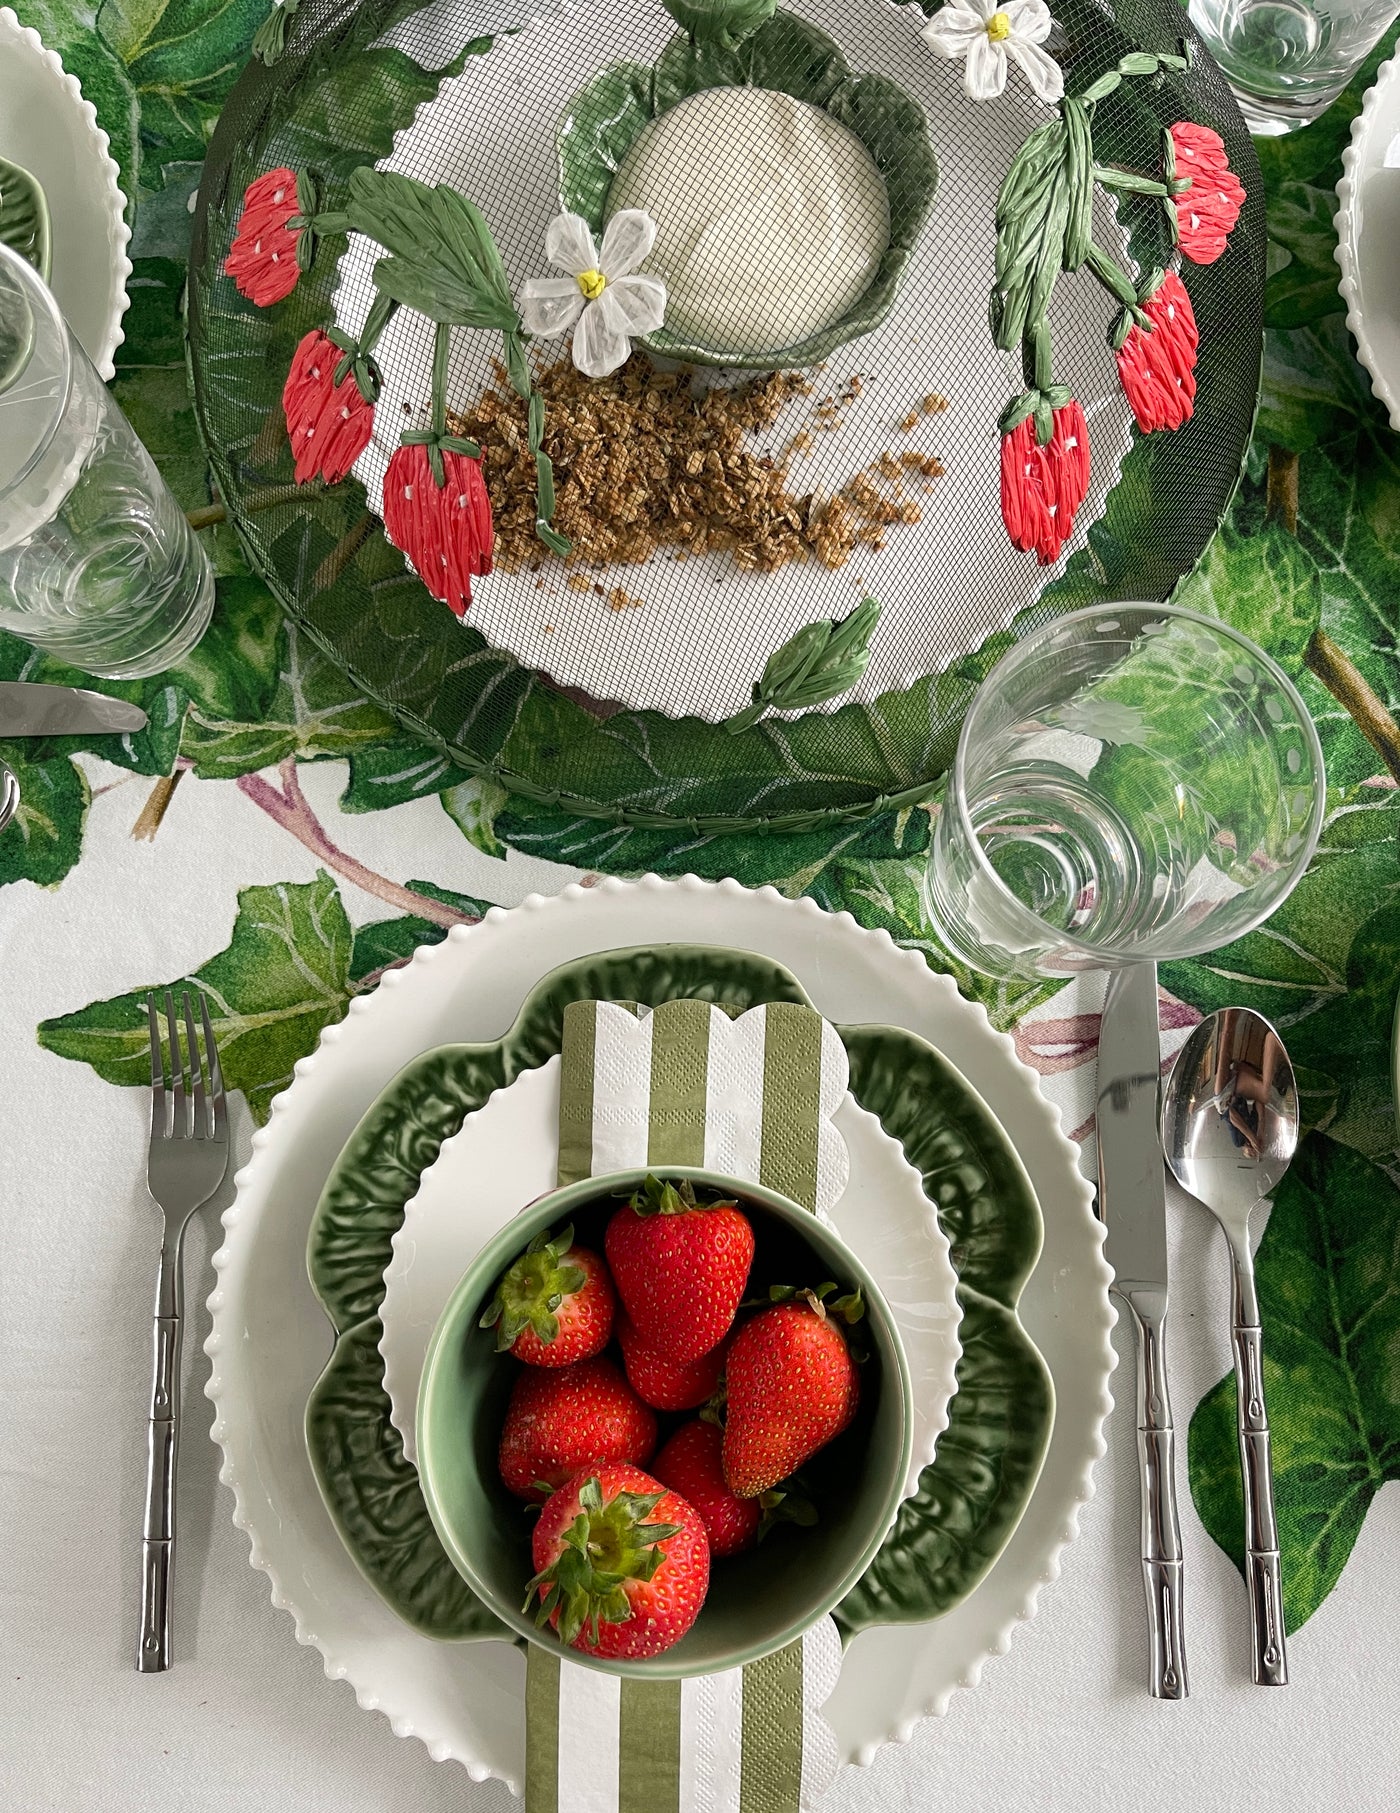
[606,85,891,356]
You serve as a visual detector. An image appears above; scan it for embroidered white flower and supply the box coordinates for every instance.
[922,0,1064,105]
[519,211,667,379]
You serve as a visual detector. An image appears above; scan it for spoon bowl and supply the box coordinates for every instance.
[1160,1005,1297,1688]
[1161,1008,1300,1230]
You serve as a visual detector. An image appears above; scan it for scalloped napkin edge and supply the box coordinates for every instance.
[527,996,849,1812]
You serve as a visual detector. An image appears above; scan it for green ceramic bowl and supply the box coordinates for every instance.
[416,1164,913,1677]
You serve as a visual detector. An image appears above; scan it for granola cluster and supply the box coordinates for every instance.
[450,355,944,579]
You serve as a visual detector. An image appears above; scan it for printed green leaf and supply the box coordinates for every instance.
[1178,435,1400,791]
[37,872,480,1120]
[1188,1140,1400,1631]
[1162,796,1400,1157]
[181,623,399,778]
[340,736,462,813]
[1264,181,1346,330]
[37,872,353,1122]
[1257,316,1381,453]
[805,855,1067,1032]
[0,745,88,888]
[95,0,270,168]
[347,883,490,985]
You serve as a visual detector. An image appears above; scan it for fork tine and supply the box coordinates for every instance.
[199,993,227,1140]
[182,992,207,1139]
[165,989,189,1140]
[146,997,168,1140]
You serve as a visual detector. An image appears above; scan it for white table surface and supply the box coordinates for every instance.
[2,759,1397,1812]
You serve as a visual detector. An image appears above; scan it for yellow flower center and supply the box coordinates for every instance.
[986,10,1012,40]
[577,268,607,301]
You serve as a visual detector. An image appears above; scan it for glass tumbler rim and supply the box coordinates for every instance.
[944,600,1328,966]
[0,239,73,503]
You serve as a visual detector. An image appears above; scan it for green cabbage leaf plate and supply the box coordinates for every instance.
[304,942,1053,1643]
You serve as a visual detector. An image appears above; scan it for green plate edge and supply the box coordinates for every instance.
[303,943,1053,1643]
[185,0,1264,836]
[0,155,51,281]
[559,11,938,370]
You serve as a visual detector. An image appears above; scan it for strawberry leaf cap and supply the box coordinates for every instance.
[622,1174,740,1219]
[525,1476,683,1648]
[765,1282,865,1325]
[758,1479,818,1540]
[479,1223,587,1353]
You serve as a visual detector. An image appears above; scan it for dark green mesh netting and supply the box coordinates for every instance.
[189,0,1264,833]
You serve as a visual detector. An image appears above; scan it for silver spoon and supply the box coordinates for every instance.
[0,758,18,832]
[1160,1006,1296,1687]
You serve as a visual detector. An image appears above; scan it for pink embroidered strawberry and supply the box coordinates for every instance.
[1168,123,1245,266]
[480,1224,615,1367]
[527,1464,710,1658]
[282,329,375,485]
[605,1175,754,1367]
[498,1357,655,1500]
[653,1420,761,1557]
[1115,272,1199,434]
[721,1287,863,1499]
[617,1312,727,1411]
[999,395,1090,566]
[225,167,304,305]
[382,440,494,617]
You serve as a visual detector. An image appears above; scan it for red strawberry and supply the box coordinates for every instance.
[722,1289,862,1498]
[617,1312,727,1411]
[605,1175,754,1366]
[527,1464,710,1658]
[480,1224,615,1367]
[498,1357,655,1500]
[653,1420,761,1557]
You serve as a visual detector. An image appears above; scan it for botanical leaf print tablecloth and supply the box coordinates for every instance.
[8,0,1400,1660]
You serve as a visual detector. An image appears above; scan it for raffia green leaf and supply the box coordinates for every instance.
[349,168,516,329]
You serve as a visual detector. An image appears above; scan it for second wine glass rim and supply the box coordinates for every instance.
[945,600,1328,966]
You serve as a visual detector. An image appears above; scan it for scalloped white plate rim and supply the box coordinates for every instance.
[0,5,131,380]
[1335,44,1400,432]
[205,876,1114,1789]
[377,1055,964,1501]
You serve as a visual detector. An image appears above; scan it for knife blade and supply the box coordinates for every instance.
[1096,960,1188,1701]
[0,681,148,737]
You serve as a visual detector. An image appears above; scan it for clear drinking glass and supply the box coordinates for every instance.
[0,241,214,679]
[924,604,1326,979]
[1188,0,1398,135]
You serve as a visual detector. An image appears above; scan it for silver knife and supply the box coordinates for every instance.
[0,681,148,736]
[1096,960,1188,1700]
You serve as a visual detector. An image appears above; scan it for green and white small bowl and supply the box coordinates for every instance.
[416,1165,913,1678]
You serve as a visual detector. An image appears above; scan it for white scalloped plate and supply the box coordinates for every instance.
[0,7,131,381]
[1336,45,1400,431]
[378,1055,963,1497]
[205,876,1114,1788]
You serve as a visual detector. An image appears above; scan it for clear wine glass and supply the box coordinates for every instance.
[924,603,1326,979]
[0,241,214,679]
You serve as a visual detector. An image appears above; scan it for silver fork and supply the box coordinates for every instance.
[138,990,229,1673]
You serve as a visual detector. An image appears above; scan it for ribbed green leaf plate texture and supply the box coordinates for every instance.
[304,943,1053,1642]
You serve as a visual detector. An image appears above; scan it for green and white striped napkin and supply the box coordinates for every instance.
[525,997,850,1813]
